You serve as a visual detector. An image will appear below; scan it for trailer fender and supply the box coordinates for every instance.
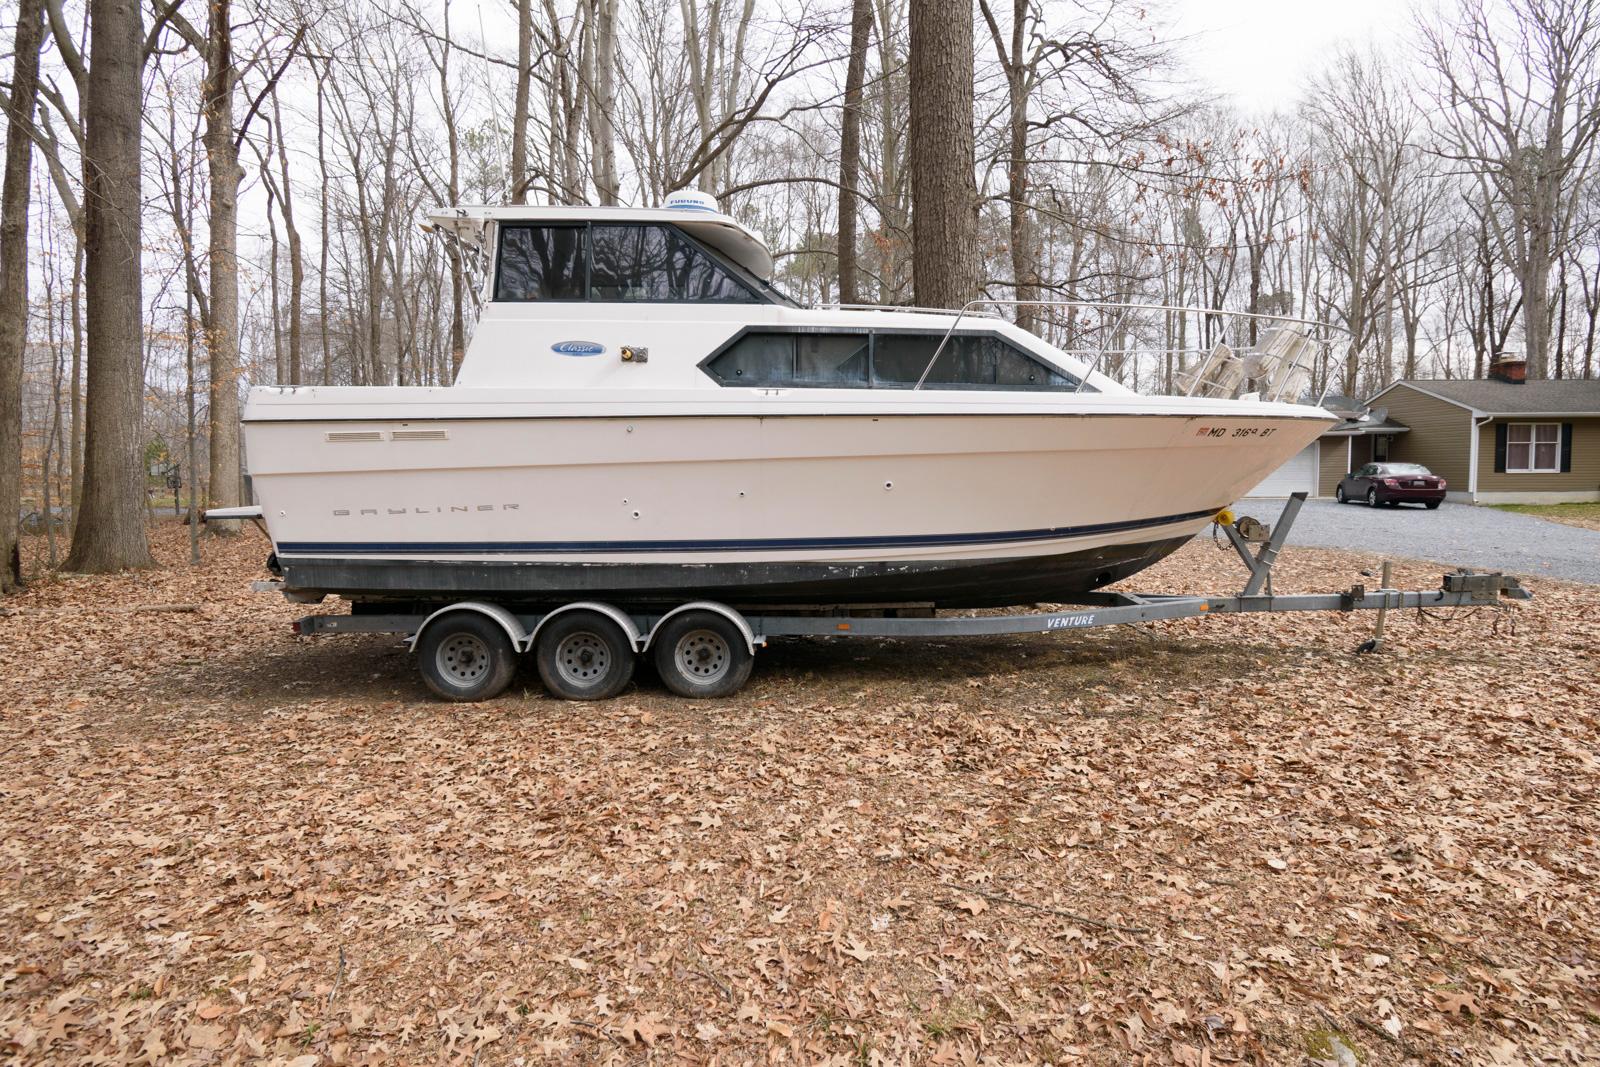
[644,601,762,656]
[408,602,531,653]
[529,601,646,652]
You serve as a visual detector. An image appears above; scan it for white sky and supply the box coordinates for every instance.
[1168,0,1414,113]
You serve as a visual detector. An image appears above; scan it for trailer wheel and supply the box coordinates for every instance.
[417,613,517,702]
[652,611,753,698]
[535,611,637,700]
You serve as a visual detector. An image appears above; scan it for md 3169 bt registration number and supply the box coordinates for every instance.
[1195,425,1277,439]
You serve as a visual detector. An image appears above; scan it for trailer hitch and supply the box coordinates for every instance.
[1442,571,1531,600]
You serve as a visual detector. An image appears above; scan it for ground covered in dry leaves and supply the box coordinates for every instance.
[3,523,1597,1067]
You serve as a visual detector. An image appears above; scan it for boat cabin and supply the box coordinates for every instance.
[428,191,1104,395]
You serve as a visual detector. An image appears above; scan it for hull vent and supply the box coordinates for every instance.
[391,429,450,442]
[325,430,384,443]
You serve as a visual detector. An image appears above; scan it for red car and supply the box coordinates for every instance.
[1336,462,1447,508]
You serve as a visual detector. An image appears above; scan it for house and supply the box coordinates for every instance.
[1249,357,1600,504]
[1247,394,1414,498]
[1367,361,1600,503]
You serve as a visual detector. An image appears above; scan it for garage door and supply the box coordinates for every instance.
[1247,442,1317,497]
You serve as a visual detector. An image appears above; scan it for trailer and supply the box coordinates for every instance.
[250,495,1531,702]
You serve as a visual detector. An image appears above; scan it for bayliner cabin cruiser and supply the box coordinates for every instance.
[239,192,1337,612]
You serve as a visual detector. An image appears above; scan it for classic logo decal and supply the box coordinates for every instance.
[551,340,606,356]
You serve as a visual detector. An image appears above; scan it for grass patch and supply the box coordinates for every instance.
[1491,502,1600,521]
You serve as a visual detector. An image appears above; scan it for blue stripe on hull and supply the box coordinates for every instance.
[276,506,1220,556]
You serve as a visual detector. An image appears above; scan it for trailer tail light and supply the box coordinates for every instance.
[291,620,303,636]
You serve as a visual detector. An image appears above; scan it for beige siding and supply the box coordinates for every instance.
[1317,436,1350,496]
[1379,385,1472,488]
[1476,417,1600,493]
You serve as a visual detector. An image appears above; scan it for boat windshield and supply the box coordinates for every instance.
[494,221,797,306]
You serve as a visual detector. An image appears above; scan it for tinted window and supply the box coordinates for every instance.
[795,334,869,384]
[705,330,1085,391]
[874,333,1079,390]
[706,333,796,385]
[589,224,673,300]
[670,232,761,302]
[496,225,585,301]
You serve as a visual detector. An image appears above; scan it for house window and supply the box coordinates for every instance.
[1505,422,1561,473]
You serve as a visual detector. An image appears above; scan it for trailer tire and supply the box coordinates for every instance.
[652,611,753,698]
[535,611,636,701]
[417,613,518,702]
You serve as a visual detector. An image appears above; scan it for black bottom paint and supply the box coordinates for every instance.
[280,535,1194,610]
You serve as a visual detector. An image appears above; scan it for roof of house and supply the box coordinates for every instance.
[1373,379,1600,416]
[1307,393,1365,417]
[1324,417,1409,436]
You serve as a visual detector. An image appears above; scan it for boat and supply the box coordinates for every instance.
[239,191,1337,610]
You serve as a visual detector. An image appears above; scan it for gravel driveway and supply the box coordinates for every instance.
[1236,496,1600,585]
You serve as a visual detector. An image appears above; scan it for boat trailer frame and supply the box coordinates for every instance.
[279,494,1531,700]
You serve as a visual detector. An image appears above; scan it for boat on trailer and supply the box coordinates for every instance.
[240,191,1337,612]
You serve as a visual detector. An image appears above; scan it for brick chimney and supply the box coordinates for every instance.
[1488,353,1526,384]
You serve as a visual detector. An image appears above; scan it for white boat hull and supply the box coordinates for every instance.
[245,397,1330,607]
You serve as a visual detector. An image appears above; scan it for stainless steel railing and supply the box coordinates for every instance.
[898,299,1344,403]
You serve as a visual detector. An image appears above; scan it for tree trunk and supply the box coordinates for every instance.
[592,0,619,204]
[204,0,243,519]
[65,0,152,573]
[69,241,82,512]
[273,90,303,385]
[908,0,978,309]
[1554,255,1568,380]
[0,0,45,592]
[511,0,532,204]
[266,181,283,383]
[836,0,871,305]
[987,0,1034,332]
[838,0,876,308]
[315,61,332,386]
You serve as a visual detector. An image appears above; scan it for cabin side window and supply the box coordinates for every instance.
[706,332,872,387]
[495,225,585,301]
[872,333,1079,389]
[703,330,1090,391]
[494,222,762,303]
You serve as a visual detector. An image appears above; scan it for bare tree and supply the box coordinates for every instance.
[588,0,620,203]
[65,0,153,572]
[203,0,245,515]
[1,0,46,591]
[908,0,978,308]
[512,0,532,202]
[1421,0,1600,378]
[836,0,871,305]
[271,87,304,384]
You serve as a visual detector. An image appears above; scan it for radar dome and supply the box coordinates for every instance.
[664,189,720,214]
